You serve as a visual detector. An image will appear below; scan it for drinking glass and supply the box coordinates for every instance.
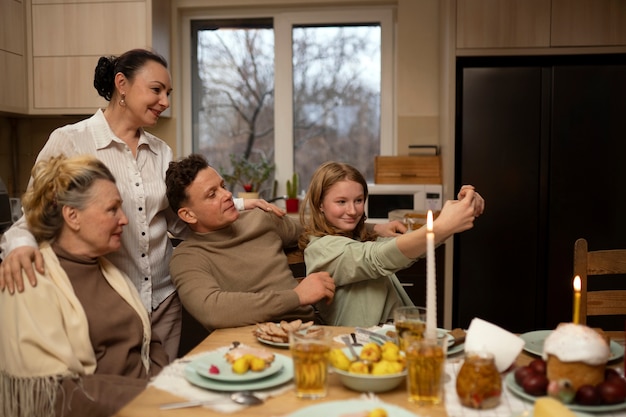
[393,306,427,351]
[405,335,448,405]
[289,327,332,399]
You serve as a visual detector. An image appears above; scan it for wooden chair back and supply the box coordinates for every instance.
[574,238,626,325]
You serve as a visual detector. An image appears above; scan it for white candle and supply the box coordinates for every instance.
[425,210,437,339]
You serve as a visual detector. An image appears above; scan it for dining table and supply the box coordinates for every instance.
[114,326,626,417]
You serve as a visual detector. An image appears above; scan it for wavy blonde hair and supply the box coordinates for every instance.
[22,154,116,242]
[298,161,377,249]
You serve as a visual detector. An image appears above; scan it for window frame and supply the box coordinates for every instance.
[179,6,396,194]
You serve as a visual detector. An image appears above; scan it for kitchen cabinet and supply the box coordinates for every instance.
[454,54,626,332]
[26,0,170,114]
[456,0,626,50]
[456,0,550,49]
[551,0,626,47]
[0,0,27,113]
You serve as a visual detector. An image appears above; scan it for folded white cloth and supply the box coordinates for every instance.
[464,318,525,372]
[149,347,293,413]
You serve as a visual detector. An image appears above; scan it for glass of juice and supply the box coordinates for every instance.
[289,327,332,399]
[405,335,448,405]
[393,306,427,351]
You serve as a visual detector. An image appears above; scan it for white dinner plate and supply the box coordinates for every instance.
[191,350,284,382]
[285,399,421,417]
[519,330,624,361]
[374,326,464,356]
[511,410,593,417]
[256,337,289,348]
[504,372,626,413]
[255,322,290,348]
[184,353,293,391]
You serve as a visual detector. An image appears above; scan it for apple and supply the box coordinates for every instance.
[528,358,547,375]
[575,385,601,406]
[522,373,549,396]
[597,379,626,404]
[515,366,536,386]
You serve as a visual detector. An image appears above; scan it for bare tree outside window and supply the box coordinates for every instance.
[293,25,380,190]
[193,20,381,197]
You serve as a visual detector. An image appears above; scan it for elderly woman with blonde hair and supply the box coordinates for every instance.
[0,155,167,417]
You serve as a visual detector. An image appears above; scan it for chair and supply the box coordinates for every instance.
[285,247,306,280]
[573,238,626,327]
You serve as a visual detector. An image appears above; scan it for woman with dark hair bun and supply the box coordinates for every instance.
[0,48,283,361]
[0,154,168,417]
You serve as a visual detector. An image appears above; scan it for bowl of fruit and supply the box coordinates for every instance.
[329,341,407,393]
[511,358,626,411]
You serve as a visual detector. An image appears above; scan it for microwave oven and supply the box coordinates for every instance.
[365,183,443,224]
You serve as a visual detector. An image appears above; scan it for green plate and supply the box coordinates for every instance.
[511,410,593,417]
[286,399,419,417]
[519,330,624,362]
[184,353,293,391]
[505,372,626,413]
[191,350,284,382]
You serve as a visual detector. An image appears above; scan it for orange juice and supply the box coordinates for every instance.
[289,327,333,399]
[406,338,447,405]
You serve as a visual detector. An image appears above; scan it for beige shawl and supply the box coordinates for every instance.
[0,242,151,417]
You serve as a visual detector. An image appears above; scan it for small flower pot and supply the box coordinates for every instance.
[285,198,299,213]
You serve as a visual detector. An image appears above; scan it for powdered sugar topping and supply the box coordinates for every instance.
[542,323,610,365]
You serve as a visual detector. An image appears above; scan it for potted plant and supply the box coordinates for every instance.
[285,172,299,213]
[221,152,275,199]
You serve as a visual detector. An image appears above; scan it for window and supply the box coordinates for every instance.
[183,8,394,197]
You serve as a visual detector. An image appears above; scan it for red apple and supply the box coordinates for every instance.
[597,379,626,404]
[522,373,549,396]
[528,358,547,375]
[575,385,601,405]
[515,366,536,386]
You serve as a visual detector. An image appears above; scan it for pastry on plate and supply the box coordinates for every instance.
[542,323,610,391]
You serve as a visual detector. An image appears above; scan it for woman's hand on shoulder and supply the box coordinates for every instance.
[243,199,285,217]
[0,246,44,294]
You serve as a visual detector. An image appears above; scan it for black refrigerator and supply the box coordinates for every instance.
[453,54,626,333]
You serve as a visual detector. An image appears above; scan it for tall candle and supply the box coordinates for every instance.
[572,275,581,324]
[425,210,437,339]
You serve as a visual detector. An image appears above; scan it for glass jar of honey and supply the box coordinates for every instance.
[456,351,502,409]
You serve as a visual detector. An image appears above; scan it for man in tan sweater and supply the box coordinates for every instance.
[165,154,337,330]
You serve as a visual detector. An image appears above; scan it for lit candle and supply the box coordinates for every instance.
[572,275,581,324]
[425,210,437,339]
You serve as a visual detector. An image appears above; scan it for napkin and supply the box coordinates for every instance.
[334,324,395,345]
[150,347,293,413]
[464,317,525,372]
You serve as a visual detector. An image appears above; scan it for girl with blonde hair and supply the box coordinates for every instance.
[299,161,485,327]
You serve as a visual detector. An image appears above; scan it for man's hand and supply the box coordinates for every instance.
[373,220,407,237]
[294,272,335,305]
[0,246,44,294]
[244,199,286,217]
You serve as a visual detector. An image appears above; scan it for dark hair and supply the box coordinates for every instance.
[93,48,168,101]
[166,154,210,212]
[22,155,116,242]
[299,161,376,249]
